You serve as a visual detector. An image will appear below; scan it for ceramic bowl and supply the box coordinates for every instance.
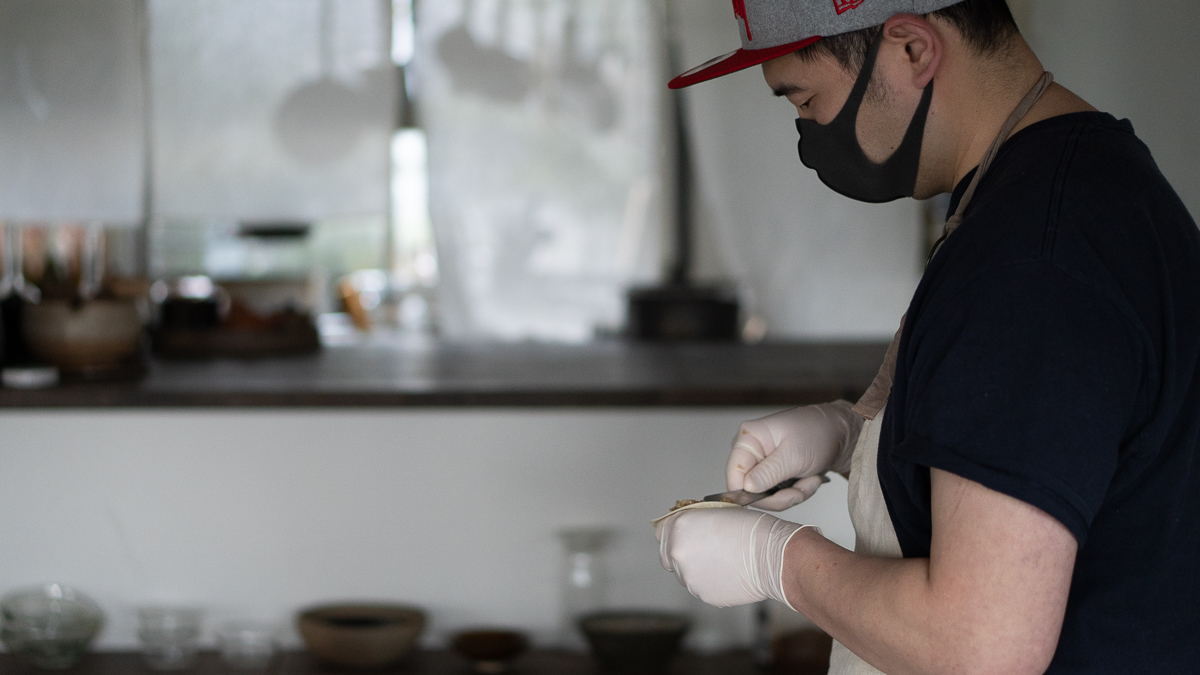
[23,299,143,370]
[297,604,425,670]
[579,611,689,674]
[450,629,529,673]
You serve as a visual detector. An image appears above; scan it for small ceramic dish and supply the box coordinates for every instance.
[450,629,530,673]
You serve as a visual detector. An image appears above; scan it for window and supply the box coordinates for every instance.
[148,0,396,315]
[2,0,668,341]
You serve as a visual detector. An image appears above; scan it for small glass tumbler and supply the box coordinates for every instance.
[137,607,203,671]
[217,621,277,671]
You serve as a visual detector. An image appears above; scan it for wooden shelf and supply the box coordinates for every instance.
[0,649,761,675]
[0,341,887,409]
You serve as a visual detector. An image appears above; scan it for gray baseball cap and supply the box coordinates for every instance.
[669,0,964,89]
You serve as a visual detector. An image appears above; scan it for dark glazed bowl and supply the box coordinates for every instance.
[297,604,425,670]
[450,629,529,673]
[579,611,689,674]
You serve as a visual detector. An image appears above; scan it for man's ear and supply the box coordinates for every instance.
[882,14,942,89]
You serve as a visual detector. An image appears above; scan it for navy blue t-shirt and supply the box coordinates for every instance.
[878,112,1200,673]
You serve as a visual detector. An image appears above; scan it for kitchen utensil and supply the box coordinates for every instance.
[274,0,365,164]
[137,606,203,671]
[0,584,104,670]
[703,475,831,507]
[450,629,529,673]
[1,224,43,367]
[217,621,277,671]
[578,611,689,673]
[297,604,425,669]
[627,284,740,342]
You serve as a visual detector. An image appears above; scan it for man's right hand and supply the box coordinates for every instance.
[727,400,863,511]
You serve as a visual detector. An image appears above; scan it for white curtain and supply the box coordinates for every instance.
[0,0,145,226]
[149,0,395,223]
[415,0,668,342]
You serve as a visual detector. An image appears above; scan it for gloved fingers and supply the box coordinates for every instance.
[748,488,807,512]
[727,422,771,491]
[660,519,690,588]
[726,444,765,491]
[655,516,676,572]
[748,475,827,511]
[743,446,805,494]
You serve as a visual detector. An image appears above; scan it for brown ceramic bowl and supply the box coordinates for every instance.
[450,629,529,673]
[23,299,143,371]
[579,611,689,674]
[297,604,426,670]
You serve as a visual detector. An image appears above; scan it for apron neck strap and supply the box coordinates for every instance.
[930,72,1055,259]
[853,72,1055,421]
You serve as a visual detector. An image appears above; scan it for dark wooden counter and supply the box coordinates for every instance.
[0,340,887,409]
[0,650,760,675]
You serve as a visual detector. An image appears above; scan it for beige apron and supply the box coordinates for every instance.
[828,73,1054,675]
[827,411,903,675]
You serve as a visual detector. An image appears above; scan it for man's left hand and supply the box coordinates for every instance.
[655,507,816,607]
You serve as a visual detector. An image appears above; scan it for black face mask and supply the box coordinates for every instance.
[797,31,934,204]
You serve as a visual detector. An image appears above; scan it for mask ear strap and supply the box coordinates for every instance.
[834,27,886,126]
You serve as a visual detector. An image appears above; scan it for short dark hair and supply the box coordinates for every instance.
[796,0,1020,72]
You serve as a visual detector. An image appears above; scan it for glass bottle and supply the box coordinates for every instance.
[557,527,614,649]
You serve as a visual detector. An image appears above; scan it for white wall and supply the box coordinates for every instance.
[1026,0,1200,219]
[0,409,854,652]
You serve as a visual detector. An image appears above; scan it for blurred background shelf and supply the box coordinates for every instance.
[0,649,764,675]
[0,341,887,409]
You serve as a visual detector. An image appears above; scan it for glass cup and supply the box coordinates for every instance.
[137,606,203,671]
[217,621,278,671]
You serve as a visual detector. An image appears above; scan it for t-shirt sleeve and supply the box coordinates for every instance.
[893,261,1146,544]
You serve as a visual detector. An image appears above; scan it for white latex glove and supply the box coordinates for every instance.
[727,400,863,511]
[655,507,818,608]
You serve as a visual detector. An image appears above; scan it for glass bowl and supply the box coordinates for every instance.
[217,620,278,671]
[137,606,203,671]
[0,584,104,670]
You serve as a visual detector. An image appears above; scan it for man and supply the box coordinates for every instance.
[654,1,1200,673]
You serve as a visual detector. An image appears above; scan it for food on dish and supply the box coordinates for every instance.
[651,500,742,525]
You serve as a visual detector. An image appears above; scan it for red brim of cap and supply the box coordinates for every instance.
[668,36,823,90]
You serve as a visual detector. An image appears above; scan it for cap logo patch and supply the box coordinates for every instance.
[833,0,866,14]
[732,0,753,40]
